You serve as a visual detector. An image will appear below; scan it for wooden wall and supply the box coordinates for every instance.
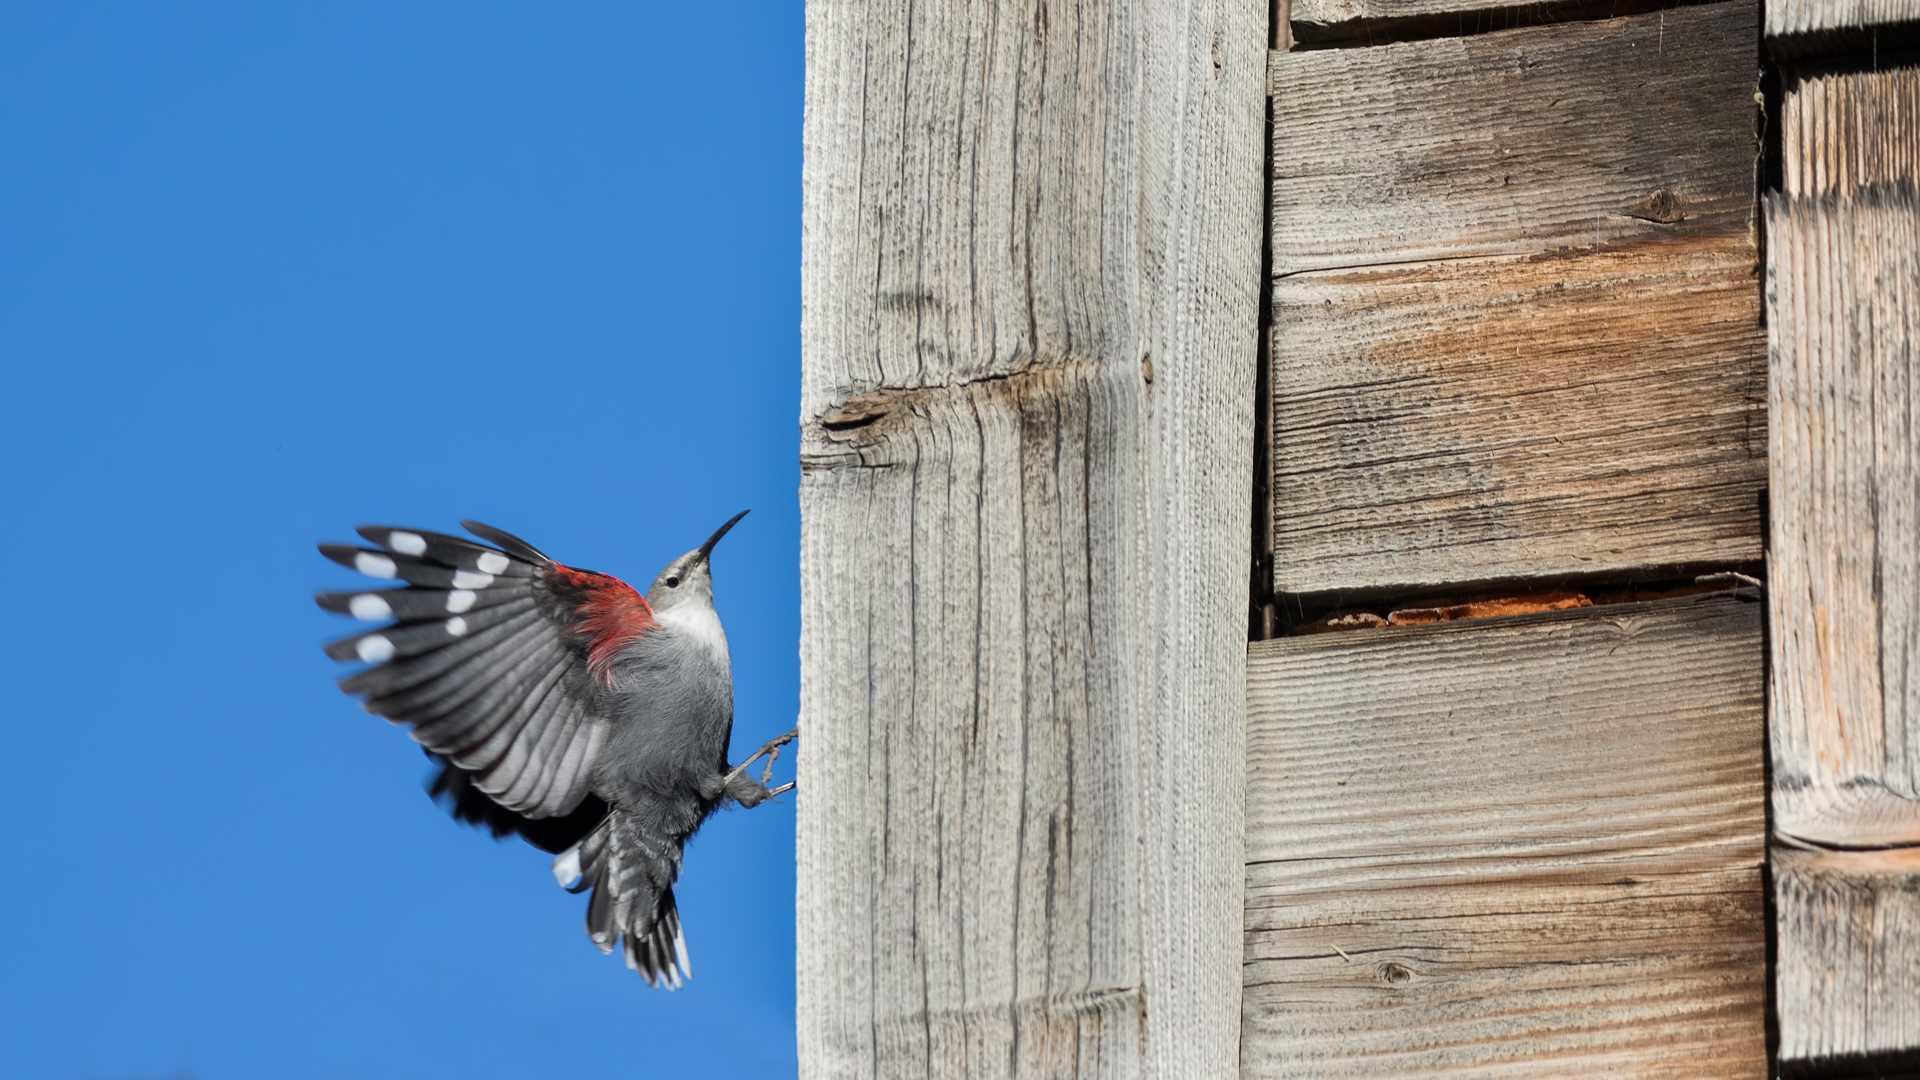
[1249,1,1773,1075]
[796,0,1920,1071]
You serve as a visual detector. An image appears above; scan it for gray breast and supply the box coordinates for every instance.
[595,615,735,799]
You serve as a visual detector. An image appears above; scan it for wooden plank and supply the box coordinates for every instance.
[1242,593,1768,1078]
[1284,0,1718,52]
[1766,186,1920,847]
[1268,3,1760,275]
[1784,67,1920,198]
[1769,0,1920,44]
[1265,1,1766,595]
[1775,847,1920,1064]
[1269,246,1767,594]
[795,0,1267,1075]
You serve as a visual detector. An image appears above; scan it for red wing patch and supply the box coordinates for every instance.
[545,564,657,685]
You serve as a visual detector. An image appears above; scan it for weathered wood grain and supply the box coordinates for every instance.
[1769,0,1920,43]
[796,0,1266,1076]
[1775,847,1920,1063]
[1242,593,1769,1077]
[1264,2,1765,595]
[1778,847,1920,1064]
[1767,186,1920,848]
[1269,2,1760,274]
[1269,245,1767,594]
[1785,68,1920,198]
[1286,0,1719,49]
[1769,66,1920,1070]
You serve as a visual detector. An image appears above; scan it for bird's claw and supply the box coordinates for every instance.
[720,727,798,808]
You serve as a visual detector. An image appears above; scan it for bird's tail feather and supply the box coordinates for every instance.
[552,811,689,989]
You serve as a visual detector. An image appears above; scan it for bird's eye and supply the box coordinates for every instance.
[665,576,680,588]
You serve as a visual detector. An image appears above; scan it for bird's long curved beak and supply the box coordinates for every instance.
[696,509,750,562]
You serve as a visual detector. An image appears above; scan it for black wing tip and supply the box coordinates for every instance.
[317,542,386,572]
[461,521,551,564]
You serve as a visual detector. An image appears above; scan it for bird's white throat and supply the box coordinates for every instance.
[656,601,730,662]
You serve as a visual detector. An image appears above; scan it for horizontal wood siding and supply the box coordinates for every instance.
[1267,1,1766,596]
[1242,594,1768,1077]
[1768,64,1920,1068]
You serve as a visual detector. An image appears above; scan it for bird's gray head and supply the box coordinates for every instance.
[645,510,748,613]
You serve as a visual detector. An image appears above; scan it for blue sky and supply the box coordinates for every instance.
[0,4,803,1076]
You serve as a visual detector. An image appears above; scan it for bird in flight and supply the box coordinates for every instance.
[315,513,794,988]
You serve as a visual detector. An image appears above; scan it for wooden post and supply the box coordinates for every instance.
[1768,64,1920,1070]
[795,0,1267,1075]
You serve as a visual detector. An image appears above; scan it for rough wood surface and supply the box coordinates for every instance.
[795,0,1266,1076]
[1785,68,1920,199]
[1265,1,1766,595]
[1242,593,1768,1078]
[1769,72,1920,1064]
[1283,0,1717,45]
[1775,847,1920,1063]
[1268,246,1767,594]
[1768,0,1920,41]
[1268,3,1759,274]
[1767,186,1920,848]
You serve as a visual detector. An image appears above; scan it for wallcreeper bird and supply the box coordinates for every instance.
[315,513,793,988]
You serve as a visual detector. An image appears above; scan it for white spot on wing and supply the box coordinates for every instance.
[354,552,397,578]
[475,551,510,574]
[356,634,395,663]
[388,530,427,556]
[348,594,392,621]
[551,846,582,889]
[446,589,477,613]
[446,616,468,636]
[450,570,494,589]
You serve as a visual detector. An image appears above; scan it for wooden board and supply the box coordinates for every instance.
[1269,245,1766,594]
[1269,3,1760,275]
[1284,0,1710,46]
[1266,1,1765,596]
[1767,187,1920,847]
[1784,67,1920,198]
[1769,0,1920,43]
[795,0,1268,1076]
[1242,593,1769,1077]
[1775,847,1920,1065]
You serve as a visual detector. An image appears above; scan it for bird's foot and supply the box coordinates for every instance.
[718,727,798,807]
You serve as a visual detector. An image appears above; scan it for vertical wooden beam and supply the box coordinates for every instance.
[1768,0,1920,43]
[795,0,1266,1075]
[1768,67,1920,1068]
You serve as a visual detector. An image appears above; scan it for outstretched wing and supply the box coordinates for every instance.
[425,751,608,854]
[316,521,652,820]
